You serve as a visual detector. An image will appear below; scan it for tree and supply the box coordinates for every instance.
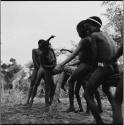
[101,1,123,44]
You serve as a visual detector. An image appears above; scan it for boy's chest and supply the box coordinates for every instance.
[44,50,54,59]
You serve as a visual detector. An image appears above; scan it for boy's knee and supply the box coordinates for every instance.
[95,90,100,98]
[75,89,79,96]
[30,81,35,88]
[34,82,39,89]
[84,89,93,99]
[45,85,49,91]
[114,92,122,105]
[84,91,87,99]
[68,76,75,84]
[102,84,108,93]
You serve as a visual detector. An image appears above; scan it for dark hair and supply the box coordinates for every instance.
[38,39,45,44]
[86,16,102,28]
[76,20,87,38]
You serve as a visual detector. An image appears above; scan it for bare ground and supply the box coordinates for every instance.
[1,97,113,124]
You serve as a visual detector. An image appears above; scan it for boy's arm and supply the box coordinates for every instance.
[115,45,123,59]
[60,48,73,53]
[59,41,82,66]
[90,35,98,66]
[110,44,123,63]
[46,35,55,43]
[32,49,39,68]
[53,49,57,66]
[68,60,80,66]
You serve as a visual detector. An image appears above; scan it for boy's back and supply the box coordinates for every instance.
[91,32,117,63]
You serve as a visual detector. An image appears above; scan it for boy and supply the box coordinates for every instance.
[55,20,99,112]
[26,35,56,107]
[83,16,118,123]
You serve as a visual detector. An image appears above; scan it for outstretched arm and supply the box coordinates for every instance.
[46,35,56,43]
[54,39,83,71]
[59,43,81,66]
[68,60,80,66]
[60,48,73,53]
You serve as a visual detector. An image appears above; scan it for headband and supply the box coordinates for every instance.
[87,17,102,26]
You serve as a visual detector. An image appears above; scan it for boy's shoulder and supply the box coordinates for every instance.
[80,36,91,43]
[32,48,37,53]
[49,47,55,52]
[32,48,43,55]
[91,32,100,37]
[32,48,39,51]
[79,36,92,46]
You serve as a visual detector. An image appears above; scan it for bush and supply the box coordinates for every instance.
[1,89,26,105]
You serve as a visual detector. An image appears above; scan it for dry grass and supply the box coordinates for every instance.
[1,89,26,106]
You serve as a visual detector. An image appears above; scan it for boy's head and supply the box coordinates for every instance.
[76,20,87,38]
[85,16,102,33]
[38,39,45,48]
[38,39,50,50]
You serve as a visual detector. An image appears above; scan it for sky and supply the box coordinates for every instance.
[1,1,108,66]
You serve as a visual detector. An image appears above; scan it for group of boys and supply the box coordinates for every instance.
[25,16,123,124]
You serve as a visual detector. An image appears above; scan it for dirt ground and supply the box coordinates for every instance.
[1,97,113,124]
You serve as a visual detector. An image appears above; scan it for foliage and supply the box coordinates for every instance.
[11,68,31,93]
[101,1,123,44]
[1,58,22,89]
[1,89,26,105]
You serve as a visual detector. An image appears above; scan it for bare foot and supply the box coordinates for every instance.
[23,102,30,106]
[74,108,84,113]
[28,100,33,108]
[66,107,75,113]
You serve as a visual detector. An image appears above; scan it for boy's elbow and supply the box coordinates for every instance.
[32,49,35,53]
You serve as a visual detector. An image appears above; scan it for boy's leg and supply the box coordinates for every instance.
[75,80,84,112]
[102,83,114,104]
[84,65,114,124]
[25,68,38,105]
[94,90,103,113]
[49,72,56,105]
[102,68,120,105]
[29,67,45,106]
[81,80,90,113]
[44,70,54,106]
[67,63,93,112]
[61,72,70,92]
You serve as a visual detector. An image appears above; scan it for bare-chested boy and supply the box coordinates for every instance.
[25,35,56,106]
[55,19,100,113]
[82,16,118,123]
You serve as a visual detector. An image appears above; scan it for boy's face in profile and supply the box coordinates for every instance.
[77,26,87,39]
[38,42,43,49]
[84,23,97,33]
[42,42,50,49]
[38,40,49,50]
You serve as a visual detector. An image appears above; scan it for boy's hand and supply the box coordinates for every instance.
[50,35,56,38]
[107,57,117,64]
[54,64,63,72]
